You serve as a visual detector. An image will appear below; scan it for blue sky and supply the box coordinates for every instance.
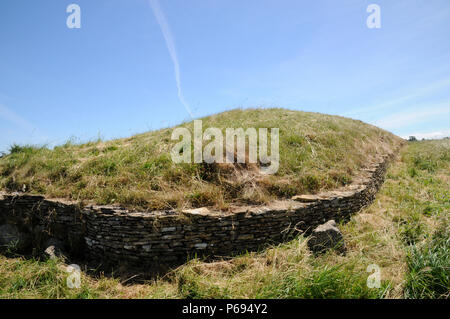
[1,0,450,153]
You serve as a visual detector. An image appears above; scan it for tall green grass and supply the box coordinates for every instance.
[404,221,449,299]
[396,139,449,298]
[254,264,388,299]
[0,257,100,299]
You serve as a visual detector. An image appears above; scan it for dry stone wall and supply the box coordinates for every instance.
[0,152,395,268]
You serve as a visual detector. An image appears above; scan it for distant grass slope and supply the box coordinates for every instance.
[401,140,450,299]
[0,108,402,210]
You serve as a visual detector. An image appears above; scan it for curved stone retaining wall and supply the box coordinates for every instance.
[0,152,395,268]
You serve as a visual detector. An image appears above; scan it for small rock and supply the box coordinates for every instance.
[194,243,208,249]
[43,238,67,260]
[237,234,254,240]
[307,220,346,255]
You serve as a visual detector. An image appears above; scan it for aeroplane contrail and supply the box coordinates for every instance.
[149,0,194,119]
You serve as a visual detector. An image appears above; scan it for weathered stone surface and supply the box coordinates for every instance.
[194,243,208,249]
[292,194,320,202]
[0,224,29,251]
[307,220,346,254]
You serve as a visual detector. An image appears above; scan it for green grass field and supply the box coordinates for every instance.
[0,108,402,210]
[0,138,448,299]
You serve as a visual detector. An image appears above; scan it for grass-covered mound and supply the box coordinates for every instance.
[0,108,403,210]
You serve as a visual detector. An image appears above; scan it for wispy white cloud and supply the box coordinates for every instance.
[344,77,450,117]
[374,100,450,130]
[0,103,36,133]
[149,0,193,119]
[0,103,47,143]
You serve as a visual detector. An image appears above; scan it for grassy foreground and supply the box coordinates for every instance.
[0,108,401,210]
[0,139,448,299]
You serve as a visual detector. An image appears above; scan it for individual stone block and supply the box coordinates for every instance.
[43,238,67,260]
[307,220,346,255]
